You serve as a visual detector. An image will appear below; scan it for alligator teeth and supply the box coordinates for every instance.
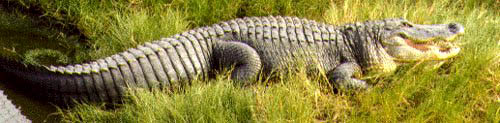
[436,42,456,52]
[416,39,459,53]
[440,47,451,52]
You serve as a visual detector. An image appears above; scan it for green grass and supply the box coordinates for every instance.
[0,7,74,62]
[0,0,498,122]
[59,75,256,122]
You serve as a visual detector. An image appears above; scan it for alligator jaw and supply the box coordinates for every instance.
[403,34,462,60]
[384,34,463,62]
[405,37,460,51]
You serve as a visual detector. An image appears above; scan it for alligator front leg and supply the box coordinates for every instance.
[213,41,262,84]
[328,62,371,90]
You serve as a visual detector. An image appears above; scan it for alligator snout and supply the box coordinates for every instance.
[448,23,465,34]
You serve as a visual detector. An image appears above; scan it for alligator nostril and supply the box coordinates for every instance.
[448,23,464,34]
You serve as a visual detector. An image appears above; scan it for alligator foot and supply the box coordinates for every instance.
[328,62,371,91]
[213,41,262,84]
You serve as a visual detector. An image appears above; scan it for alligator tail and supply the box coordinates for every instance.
[0,34,214,104]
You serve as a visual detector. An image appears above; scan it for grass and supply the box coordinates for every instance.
[60,75,256,122]
[0,6,72,62]
[0,0,498,122]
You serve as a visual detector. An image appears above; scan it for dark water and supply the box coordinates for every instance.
[0,29,63,122]
[0,74,60,122]
[0,6,83,122]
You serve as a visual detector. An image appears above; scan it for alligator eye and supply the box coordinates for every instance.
[399,33,408,39]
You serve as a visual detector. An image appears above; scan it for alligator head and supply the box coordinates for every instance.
[379,18,465,62]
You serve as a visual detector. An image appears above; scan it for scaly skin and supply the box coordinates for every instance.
[0,16,464,105]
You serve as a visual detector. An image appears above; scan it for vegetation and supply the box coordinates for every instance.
[0,0,498,122]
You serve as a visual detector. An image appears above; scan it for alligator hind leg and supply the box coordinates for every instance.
[213,41,262,83]
[328,62,371,90]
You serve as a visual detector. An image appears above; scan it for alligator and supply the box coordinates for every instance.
[0,90,31,123]
[0,16,464,105]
